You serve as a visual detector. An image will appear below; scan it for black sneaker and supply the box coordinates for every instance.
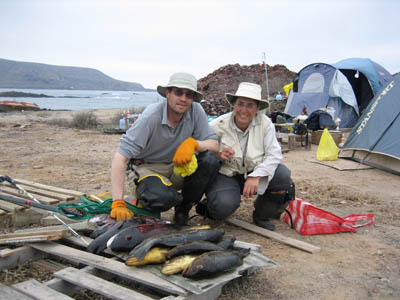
[195,199,208,217]
[173,208,189,225]
[253,211,275,231]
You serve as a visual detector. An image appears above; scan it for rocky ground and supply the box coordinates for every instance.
[198,63,294,116]
[0,109,399,300]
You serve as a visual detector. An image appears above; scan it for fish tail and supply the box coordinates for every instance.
[129,240,154,261]
[237,248,251,258]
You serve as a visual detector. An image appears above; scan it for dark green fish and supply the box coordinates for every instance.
[216,235,236,250]
[129,228,225,261]
[88,218,152,254]
[166,240,224,259]
[182,248,250,279]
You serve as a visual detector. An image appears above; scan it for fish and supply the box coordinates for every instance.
[216,235,236,250]
[166,240,224,259]
[87,217,166,254]
[90,216,160,239]
[182,248,251,279]
[109,223,183,252]
[125,247,169,267]
[129,228,225,261]
[109,224,210,252]
[161,255,198,275]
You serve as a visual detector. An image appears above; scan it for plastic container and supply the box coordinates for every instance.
[119,117,126,130]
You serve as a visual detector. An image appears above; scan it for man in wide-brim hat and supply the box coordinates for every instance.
[109,72,220,225]
[196,82,295,231]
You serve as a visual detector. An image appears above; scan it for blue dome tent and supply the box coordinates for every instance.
[284,58,393,128]
[339,74,400,175]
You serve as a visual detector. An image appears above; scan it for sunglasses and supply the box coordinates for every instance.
[171,88,195,99]
[235,101,258,109]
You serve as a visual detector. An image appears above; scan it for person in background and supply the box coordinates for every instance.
[110,72,220,225]
[197,82,295,231]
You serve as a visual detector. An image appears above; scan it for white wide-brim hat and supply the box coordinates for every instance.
[157,72,203,102]
[225,82,269,110]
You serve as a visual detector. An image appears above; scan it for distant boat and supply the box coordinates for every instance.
[0,100,40,112]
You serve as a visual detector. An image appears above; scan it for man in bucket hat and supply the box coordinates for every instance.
[110,72,220,225]
[197,82,295,231]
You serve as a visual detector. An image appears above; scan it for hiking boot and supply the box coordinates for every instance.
[173,205,191,225]
[195,199,208,217]
[253,211,275,231]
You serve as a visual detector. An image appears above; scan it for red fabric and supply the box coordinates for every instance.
[283,198,374,235]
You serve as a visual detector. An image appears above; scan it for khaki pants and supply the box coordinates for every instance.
[126,163,184,198]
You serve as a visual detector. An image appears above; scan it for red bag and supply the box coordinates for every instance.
[283,198,375,235]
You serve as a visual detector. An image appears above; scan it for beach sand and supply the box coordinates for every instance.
[0,108,399,300]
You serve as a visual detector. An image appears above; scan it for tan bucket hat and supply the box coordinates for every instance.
[157,72,203,102]
[225,82,269,110]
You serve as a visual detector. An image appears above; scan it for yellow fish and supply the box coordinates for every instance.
[125,247,169,267]
[161,255,198,275]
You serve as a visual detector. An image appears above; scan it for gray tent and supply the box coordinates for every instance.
[284,58,393,128]
[339,74,400,175]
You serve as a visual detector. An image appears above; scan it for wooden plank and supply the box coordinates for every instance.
[14,178,84,197]
[29,242,187,296]
[0,246,43,272]
[0,229,67,239]
[226,218,321,254]
[0,283,34,299]
[0,199,26,212]
[0,229,68,245]
[11,208,47,228]
[0,185,60,204]
[13,279,74,300]
[31,259,66,272]
[45,265,118,297]
[11,185,74,202]
[15,221,94,234]
[54,267,153,300]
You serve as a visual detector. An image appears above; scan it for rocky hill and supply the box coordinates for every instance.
[0,58,148,91]
[198,63,296,116]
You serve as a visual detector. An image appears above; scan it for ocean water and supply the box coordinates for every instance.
[0,88,162,111]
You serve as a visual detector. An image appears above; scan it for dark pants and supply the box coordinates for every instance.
[205,164,294,220]
[135,151,220,213]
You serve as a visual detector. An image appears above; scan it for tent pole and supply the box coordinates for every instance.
[262,52,271,115]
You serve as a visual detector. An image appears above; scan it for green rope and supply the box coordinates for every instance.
[56,196,160,220]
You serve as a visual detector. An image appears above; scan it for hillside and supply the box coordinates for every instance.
[198,63,296,115]
[0,58,148,91]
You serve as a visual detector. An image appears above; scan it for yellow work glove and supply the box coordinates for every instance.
[174,154,198,177]
[173,137,199,166]
[110,200,134,221]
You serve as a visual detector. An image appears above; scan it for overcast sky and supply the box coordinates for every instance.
[1,0,399,89]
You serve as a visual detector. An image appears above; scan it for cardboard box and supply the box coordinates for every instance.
[310,130,343,146]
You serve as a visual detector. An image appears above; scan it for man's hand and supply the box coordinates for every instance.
[218,147,235,161]
[110,200,133,221]
[173,137,199,166]
[243,177,260,199]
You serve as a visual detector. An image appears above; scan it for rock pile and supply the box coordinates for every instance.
[198,63,296,116]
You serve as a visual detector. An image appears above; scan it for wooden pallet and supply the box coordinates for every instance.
[0,178,84,229]
[0,234,277,300]
[0,180,279,299]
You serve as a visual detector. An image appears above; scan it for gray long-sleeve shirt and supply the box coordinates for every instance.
[117,100,218,163]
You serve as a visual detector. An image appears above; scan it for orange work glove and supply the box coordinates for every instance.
[173,137,199,166]
[110,200,133,221]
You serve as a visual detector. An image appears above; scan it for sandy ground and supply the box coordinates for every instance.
[0,109,399,300]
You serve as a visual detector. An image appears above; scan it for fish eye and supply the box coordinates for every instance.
[125,235,132,241]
